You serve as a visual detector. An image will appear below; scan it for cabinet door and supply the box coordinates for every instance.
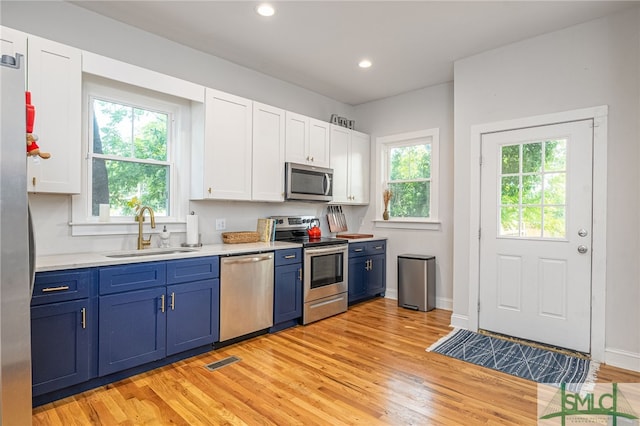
[285,111,309,164]
[166,279,219,356]
[31,299,91,396]
[252,102,285,201]
[330,125,350,203]
[348,256,367,303]
[367,254,386,297]
[308,118,331,167]
[203,88,252,200]
[273,263,302,324]
[98,287,166,376]
[0,26,27,59]
[349,130,370,204]
[27,35,81,194]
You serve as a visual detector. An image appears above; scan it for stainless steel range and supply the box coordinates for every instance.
[272,216,348,324]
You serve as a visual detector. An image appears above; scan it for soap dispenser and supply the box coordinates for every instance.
[159,225,171,248]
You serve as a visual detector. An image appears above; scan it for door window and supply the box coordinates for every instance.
[499,139,567,239]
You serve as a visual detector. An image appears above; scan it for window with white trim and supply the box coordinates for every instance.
[72,76,190,233]
[380,129,439,221]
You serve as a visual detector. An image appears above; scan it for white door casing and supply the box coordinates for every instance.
[479,120,593,353]
[465,106,608,362]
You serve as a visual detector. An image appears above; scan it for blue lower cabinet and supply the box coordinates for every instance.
[166,279,219,356]
[273,263,302,325]
[348,256,368,302]
[367,254,386,297]
[98,287,167,376]
[348,240,387,304]
[31,299,91,396]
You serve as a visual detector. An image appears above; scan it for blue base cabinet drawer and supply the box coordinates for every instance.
[166,256,219,284]
[32,269,91,305]
[99,262,166,295]
[274,249,302,267]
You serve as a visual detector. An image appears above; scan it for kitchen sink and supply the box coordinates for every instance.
[105,248,198,258]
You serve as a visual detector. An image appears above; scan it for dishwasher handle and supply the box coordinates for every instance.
[222,253,273,265]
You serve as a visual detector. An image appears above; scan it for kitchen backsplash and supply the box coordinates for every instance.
[29,193,367,256]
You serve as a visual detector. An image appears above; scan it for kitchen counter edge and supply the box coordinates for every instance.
[36,241,302,272]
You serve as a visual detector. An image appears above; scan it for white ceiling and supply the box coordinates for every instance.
[70,1,636,106]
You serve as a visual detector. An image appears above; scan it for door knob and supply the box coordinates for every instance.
[578,229,588,237]
[577,245,588,254]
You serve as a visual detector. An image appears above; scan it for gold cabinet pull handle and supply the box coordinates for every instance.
[32,177,36,186]
[171,292,175,311]
[284,254,296,259]
[42,285,70,292]
[81,307,86,329]
[354,248,363,252]
[160,294,165,313]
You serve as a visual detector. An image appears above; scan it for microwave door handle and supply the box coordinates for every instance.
[324,174,331,196]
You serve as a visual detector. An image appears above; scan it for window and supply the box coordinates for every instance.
[499,139,567,239]
[72,76,191,235]
[379,129,439,223]
[90,97,171,217]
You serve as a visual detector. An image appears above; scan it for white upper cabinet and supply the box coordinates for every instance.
[1,27,81,194]
[285,111,330,167]
[26,36,82,194]
[330,125,370,205]
[252,102,285,202]
[192,88,253,200]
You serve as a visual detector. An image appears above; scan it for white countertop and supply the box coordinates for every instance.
[36,241,302,272]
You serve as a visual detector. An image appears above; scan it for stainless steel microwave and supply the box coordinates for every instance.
[285,162,333,202]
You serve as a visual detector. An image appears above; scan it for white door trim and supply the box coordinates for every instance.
[468,106,608,361]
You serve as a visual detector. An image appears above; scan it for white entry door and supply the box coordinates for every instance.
[479,120,593,353]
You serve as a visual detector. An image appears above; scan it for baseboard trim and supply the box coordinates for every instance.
[604,347,640,372]
[450,313,469,329]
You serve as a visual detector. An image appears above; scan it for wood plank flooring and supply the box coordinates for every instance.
[33,298,640,425]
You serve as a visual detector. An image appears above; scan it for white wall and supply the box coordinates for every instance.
[2,1,357,255]
[453,8,640,370]
[353,83,454,307]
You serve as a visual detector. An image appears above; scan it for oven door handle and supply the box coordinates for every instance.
[305,245,347,255]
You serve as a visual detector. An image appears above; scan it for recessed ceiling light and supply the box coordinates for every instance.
[358,59,372,69]
[256,3,275,17]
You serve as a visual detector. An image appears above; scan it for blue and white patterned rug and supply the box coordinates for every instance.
[427,329,599,390]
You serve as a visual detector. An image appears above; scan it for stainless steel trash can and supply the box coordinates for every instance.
[398,254,435,311]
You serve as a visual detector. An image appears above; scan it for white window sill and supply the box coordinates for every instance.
[70,220,186,237]
[373,219,441,231]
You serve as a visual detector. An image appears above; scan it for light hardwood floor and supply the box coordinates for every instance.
[33,298,640,425]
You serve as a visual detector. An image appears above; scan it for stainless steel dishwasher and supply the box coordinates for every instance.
[219,252,274,341]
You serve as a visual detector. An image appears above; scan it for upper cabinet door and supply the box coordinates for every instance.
[202,88,253,200]
[26,36,82,194]
[349,130,370,204]
[284,112,330,168]
[0,26,27,59]
[330,125,350,203]
[285,111,309,165]
[330,125,370,205]
[252,102,285,202]
[307,118,330,168]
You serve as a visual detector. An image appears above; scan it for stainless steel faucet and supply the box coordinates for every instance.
[136,206,156,249]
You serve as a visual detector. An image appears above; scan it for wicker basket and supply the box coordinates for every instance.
[222,231,260,244]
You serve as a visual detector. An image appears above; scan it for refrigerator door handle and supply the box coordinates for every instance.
[28,204,35,296]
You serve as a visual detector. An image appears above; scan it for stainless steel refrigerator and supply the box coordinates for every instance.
[1,52,34,424]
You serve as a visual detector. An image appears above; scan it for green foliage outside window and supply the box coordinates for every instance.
[387,144,431,218]
[500,140,566,238]
[91,99,170,217]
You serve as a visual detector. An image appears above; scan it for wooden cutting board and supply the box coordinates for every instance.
[336,233,374,239]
